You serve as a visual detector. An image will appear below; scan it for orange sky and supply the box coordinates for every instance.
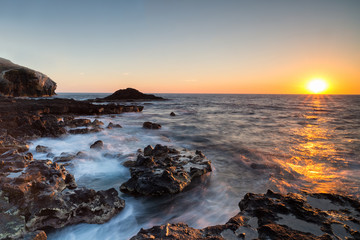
[1,1,359,94]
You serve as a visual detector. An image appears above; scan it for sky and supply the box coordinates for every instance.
[1,0,359,94]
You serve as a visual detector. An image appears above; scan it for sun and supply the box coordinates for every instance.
[307,79,328,94]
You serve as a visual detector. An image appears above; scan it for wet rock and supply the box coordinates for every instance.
[90,140,104,149]
[0,97,143,139]
[143,121,161,130]
[120,144,212,195]
[53,152,77,163]
[107,122,122,129]
[170,112,176,116]
[22,230,47,240]
[0,150,125,237]
[143,145,154,156]
[130,190,360,240]
[35,145,51,153]
[69,127,102,135]
[0,57,56,97]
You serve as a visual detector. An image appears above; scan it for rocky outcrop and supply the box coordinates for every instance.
[0,97,143,140]
[130,190,360,240]
[95,88,164,101]
[0,150,125,239]
[120,144,212,195]
[142,121,161,129]
[0,57,56,97]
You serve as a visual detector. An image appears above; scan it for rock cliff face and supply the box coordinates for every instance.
[0,57,56,97]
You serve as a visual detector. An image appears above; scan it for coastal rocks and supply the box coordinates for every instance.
[0,150,125,238]
[0,96,143,140]
[35,145,51,153]
[120,144,212,195]
[90,140,104,149]
[143,121,161,129]
[170,112,176,116]
[0,57,56,97]
[130,190,360,240]
[107,122,122,129]
[100,88,164,101]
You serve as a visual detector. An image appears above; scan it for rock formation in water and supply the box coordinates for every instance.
[120,144,212,195]
[142,121,161,129]
[98,88,164,101]
[0,57,56,97]
[130,190,360,240]
[0,150,125,239]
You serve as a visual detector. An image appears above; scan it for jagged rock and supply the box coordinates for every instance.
[0,150,125,237]
[131,190,360,240]
[170,112,176,116]
[0,97,143,139]
[0,57,56,97]
[100,88,164,101]
[90,140,104,149]
[120,144,212,195]
[35,145,51,153]
[107,122,122,129]
[143,121,161,129]
[53,152,77,163]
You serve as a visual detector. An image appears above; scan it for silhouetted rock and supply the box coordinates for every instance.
[170,112,176,116]
[143,121,161,129]
[120,144,212,195]
[90,140,104,149]
[0,57,56,97]
[100,88,164,101]
[130,190,360,240]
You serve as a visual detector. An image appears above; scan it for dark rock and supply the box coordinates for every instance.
[101,88,164,101]
[35,145,51,153]
[170,112,176,116]
[0,97,143,139]
[53,152,77,163]
[143,145,153,156]
[90,140,104,149]
[143,121,161,129]
[0,57,56,97]
[0,150,125,237]
[107,122,122,129]
[130,190,360,240]
[120,145,212,195]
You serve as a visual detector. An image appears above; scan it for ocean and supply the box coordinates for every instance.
[29,93,360,239]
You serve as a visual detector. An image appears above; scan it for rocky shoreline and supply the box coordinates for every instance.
[131,190,360,240]
[0,96,144,239]
[0,89,359,239]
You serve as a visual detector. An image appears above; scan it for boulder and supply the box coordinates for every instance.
[90,140,104,149]
[101,88,164,101]
[120,144,212,195]
[0,57,56,97]
[143,122,161,129]
[130,190,360,240]
[107,122,122,129]
[170,112,176,116]
[35,145,51,153]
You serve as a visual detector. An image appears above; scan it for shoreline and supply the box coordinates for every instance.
[1,96,359,240]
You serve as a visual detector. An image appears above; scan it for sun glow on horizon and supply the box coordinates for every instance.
[307,79,328,94]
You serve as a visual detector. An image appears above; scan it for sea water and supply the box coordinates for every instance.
[29,94,360,239]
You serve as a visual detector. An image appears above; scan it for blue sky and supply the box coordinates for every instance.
[1,0,359,93]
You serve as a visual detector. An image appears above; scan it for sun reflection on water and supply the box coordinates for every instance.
[271,95,353,195]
